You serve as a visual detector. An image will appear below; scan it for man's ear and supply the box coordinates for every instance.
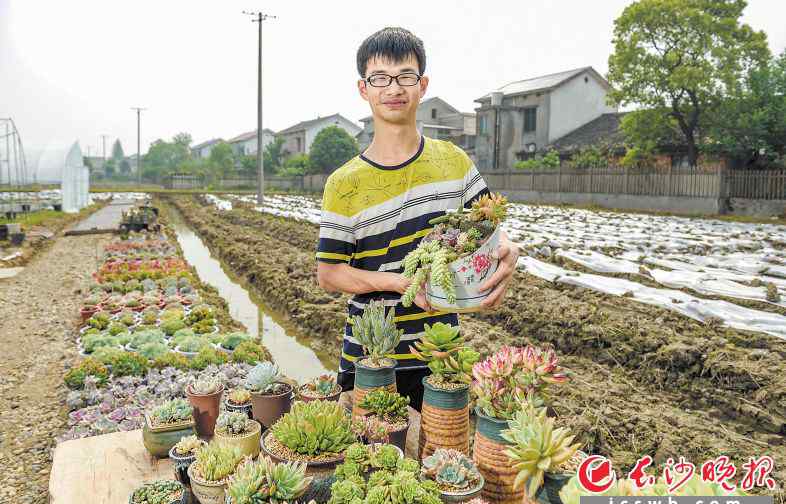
[358,79,369,102]
[418,75,429,100]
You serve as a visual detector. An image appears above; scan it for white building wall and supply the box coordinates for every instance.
[304,118,361,152]
[548,71,617,143]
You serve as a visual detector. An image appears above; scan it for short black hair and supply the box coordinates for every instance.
[356,27,426,78]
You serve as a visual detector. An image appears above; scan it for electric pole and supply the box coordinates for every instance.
[100,134,109,176]
[243,10,276,204]
[131,107,146,185]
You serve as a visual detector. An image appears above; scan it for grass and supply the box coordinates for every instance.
[0,209,64,226]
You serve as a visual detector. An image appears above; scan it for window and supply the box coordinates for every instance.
[478,115,487,135]
[296,137,302,152]
[524,107,537,133]
[431,108,437,119]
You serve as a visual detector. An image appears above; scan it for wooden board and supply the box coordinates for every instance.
[49,429,175,504]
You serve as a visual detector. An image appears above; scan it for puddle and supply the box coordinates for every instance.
[167,209,335,382]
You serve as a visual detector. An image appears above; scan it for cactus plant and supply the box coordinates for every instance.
[351,300,402,367]
[227,456,312,504]
[501,401,581,498]
[270,400,356,457]
[149,398,192,426]
[421,448,482,491]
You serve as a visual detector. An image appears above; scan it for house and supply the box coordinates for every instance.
[191,138,224,159]
[474,67,617,171]
[356,97,476,152]
[277,113,361,158]
[227,129,276,157]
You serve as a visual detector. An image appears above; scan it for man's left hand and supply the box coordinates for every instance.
[479,233,519,309]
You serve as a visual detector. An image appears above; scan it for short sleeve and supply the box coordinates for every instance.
[462,160,490,209]
[316,174,356,264]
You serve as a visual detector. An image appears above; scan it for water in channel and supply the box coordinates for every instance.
[168,210,335,382]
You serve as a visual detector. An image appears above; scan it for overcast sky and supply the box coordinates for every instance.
[1,0,784,172]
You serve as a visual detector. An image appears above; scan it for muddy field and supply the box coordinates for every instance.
[166,194,786,494]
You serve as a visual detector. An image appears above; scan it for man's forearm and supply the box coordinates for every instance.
[320,263,403,295]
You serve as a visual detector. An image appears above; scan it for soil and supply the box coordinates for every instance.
[164,195,785,499]
[0,232,111,503]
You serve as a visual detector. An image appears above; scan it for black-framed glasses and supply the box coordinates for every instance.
[364,73,421,87]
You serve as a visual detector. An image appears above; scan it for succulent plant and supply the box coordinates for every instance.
[352,416,390,443]
[151,351,190,370]
[231,341,268,365]
[107,321,127,336]
[410,323,478,385]
[351,300,402,366]
[175,336,209,353]
[129,329,166,350]
[130,479,183,504]
[358,390,409,424]
[190,346,228,370]
[138,341,169,360]
[109,351,149,377]
[343,442,370,469]
[469,193,508,227]
[149,398,192,426]
[472,345,568,420]
[174,434,205,456]
[245,361,284,394]
[328,478,365,504]
[421,449,481,491]
[87,312,112,330]
[402,240,456,307]
[228,388,252,405]
[161,317,186,336]
[189,374,223,395]
[370,444,401,471]
[64,358,109,389]
[271,400,356,456]
[217,411,253,435]
[227,456,312,504]
[501,401,580,498]
[81,333,120,354]
[303,374,339,397]
[221,332,252,351]
[191,441,243,482]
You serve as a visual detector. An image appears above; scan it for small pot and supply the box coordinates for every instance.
[386,419,410,454]
[419,377,470,458]
[438,476,485,504]
[260,430,344,475]
[250,383,293,428]
[298,384,342,403]
[187,465,229,504]
[214,419,262,459]
[224,398,253,419]
[352,359,396,419]
[540,451,588,504]
[80,306,100,322]
[128,480,187,504]
[186,383,224,437]
[168,445,199,487]
[142,415,195,458]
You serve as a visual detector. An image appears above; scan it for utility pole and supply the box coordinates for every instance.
[243,10,276,204]
[100,134,109,176]
[131,107,146,185]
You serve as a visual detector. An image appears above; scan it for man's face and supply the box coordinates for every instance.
[358,54,429,126]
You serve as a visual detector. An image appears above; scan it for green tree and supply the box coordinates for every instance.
[567,145,611,168]
[120,159,131,174]
[277,153,310,176]
[607,0,769,167]
[104,158,117,177]
[111,139,125,162]
[263,136,285,173]
[514,150,560,170]
[308,126,359,174]
[208,141,236,179]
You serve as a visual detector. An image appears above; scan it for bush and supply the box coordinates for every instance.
[152,352,190,370]
[514,149,561,170]
[190,346,228,370]
[64,358,108,389]
[232,341,268,365]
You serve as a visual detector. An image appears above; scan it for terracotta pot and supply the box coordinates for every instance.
[418,377,470,458]
[352,359,396,419]
[80,306,99,322]
[187,465,228,504]
[472,408,525,504]
[214,419,262,459]
[250,383,293,428]
[186,383,224,438]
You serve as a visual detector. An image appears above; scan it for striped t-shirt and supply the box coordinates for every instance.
[316,135,490,373]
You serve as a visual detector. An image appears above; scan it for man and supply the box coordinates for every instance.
[316,27,518,410]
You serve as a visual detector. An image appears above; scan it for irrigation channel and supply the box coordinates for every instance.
[166,206,334,382]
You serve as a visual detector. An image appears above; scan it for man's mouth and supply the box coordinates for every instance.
[383,100,407,108]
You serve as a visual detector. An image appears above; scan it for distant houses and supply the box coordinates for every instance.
[277,113,361,159]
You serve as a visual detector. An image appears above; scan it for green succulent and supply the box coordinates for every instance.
[149,398,192,426]
[174,435,205,456]
[245,361,281,393]
[304,374,339,397]
[216,411,252,435]
[221,331,252,350]
[227,456,311,504]
[271,400,356,456]
[151,352,190,370]
[421,449,481,491]
[358,390,409,424]
[231,341,268,365]
[189,346,228,370]
[119,312,136,326]
[87,312,111,330]
[81,333,119,354]
[192,442,243,482]
[174,335,209,353]
[334,461,364,484]
[91,346,126,365]
[410,324,478,385]
[351,300,402,366]
[108,351,149,377]
[107,321,128,337]
[64,358,109,389]
[344,443,370,468]
[130,479,183,504]
[396,458,420,474]
[129,329,166,350]
[367,469,394,488]
[160,317,186,336]
[370,444,401,471]
[138,341,169,360]
[328,478,365,504]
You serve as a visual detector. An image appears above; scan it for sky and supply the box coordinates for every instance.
[1,0,785,179]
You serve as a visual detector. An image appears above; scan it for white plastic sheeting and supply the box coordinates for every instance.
[648,268,786,307]
[518,256,786,339]
[61,142,90,213]
[556,249,641,275]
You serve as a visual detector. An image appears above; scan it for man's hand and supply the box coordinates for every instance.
[479,233,519,309]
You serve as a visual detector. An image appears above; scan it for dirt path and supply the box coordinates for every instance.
[0,233,109,503]
[166,195,786,496]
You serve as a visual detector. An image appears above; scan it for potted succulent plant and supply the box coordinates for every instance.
[168,435,206,486]
[421,449,485,504]
[128,479,186,504]
[143,398,195,458]
[86,311,112,331]
[214,411,262,459]
[401,193,508,313]
[246,361,293,428]
[226,456,312,504]
[174,335,210,359]
[356,389,410,452]
[225,388,253,418]
[471,346,568,504]
[186,374,225,437]
[262,400,356,472]
[187,442,244,504]
[218,331,252,354]
[80,293,104,321]
[340,442,405,475]
[299,374,342,402]
[411,322,479,457]
[350,300,402,419]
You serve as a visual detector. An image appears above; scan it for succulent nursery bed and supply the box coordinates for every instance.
[166,193,786,495]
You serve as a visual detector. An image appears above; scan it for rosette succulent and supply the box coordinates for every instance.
[216,411,253,435]
[227,456,312,504]
[245,361,286,394]
[191,441,243,482]
[270,400,356,456]
[421,449,482,491]
[174,435,205,456]
[149,398,192,426]
[351,300,402,367]
[410,323,479,385]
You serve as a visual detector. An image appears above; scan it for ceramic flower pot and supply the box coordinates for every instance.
[186,383,224,437]
[214,419,262,459]
[426,226,501,313]
[224,397,253,419]
[472,408,524,504]
[142,414,195,458]
[187,465,228,504]
[352,359,397,419]
[249,383,293,428]
[168,445,198,487]
[418,377,470,458]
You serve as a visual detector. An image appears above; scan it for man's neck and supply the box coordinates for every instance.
[363,120,422,167]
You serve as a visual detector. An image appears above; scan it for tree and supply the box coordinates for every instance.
[514,150,560,170]
[104,158,116,177]
[111,139,125,162]
[277,153,310,176]
[173,132,192,149]
[308,126,359,174]
[607,0,769,167]
[143,134,193,180]
[263,136,285,173]
[208,141,236,179]
[120,159,131,174]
